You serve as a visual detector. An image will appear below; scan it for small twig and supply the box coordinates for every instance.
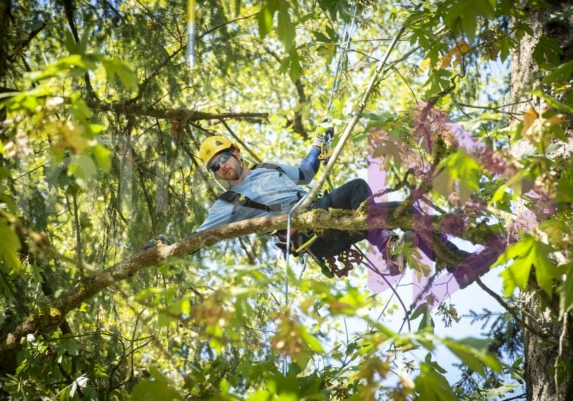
[220,118,262,163]
[369,170,412,200]
[70,192,83,274]
[455,100,527,116]
[501,393,527,401]
[359,247,411,333]
[474,278,548,339]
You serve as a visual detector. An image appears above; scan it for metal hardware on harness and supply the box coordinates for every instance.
[275,229,319,257]
[318,137,334,161]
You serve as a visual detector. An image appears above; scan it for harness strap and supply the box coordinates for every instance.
[219,191,283,212]
[252,163,285,174]
[217,163,293,212]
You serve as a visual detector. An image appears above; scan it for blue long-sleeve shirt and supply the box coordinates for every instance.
[195,146,321,232]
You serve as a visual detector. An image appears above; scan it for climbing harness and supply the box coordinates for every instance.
[219,191,293,212]
[274,229,319,257]
[214,163,323,263]
[220,172,370,279]
[216,163,304,212]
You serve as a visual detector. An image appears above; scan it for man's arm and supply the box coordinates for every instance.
[298,145,321,184]
[180,201,234,247]
[194,199,235,233]
[297,128,333,184]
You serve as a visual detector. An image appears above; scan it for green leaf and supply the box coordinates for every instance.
[533,244,562,296]
[257,4,274,39]
[166,297,191,317]
[311,30,331,43]
[461,13,477,44]
[246,390,273,401]
[60,339,82,356]
[533,35,563,69]
[288,49,301,82]
[318,0,353,22]
[542,59,573,85]
[415,361,457,401]
[277,2,295,52]
[445,0,495,43]
[279,49,302,82]
[490,171,524,204]
[0,217,21,271]
[558,265,573,317]
[417,310,435,333]
[100,57,137,89]
[0,194,17,214]
[475,0,496,19]
[78,29,91,55]
[69,94,94,127]
[69,156,97,189]
[443,337,502,376]
[299,327,324,354]
[130,368,183,401]
[534,90,573,115]
[433,150,481,203]
[558,163,573,202]
[424,69,453,99]
[29,55,96,82]
[499,235,560,296]
[92,144,112,172]
[64,30,79,54]
[540,219,571,244]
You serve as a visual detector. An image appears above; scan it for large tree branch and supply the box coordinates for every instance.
[85,100,268,123]
[0,207,500,371]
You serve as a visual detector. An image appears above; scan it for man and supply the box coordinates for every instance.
[193,134,477,276]
[194,134,380,258]
[185,132,510,289]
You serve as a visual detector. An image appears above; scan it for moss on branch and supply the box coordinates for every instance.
[0,206,498,371]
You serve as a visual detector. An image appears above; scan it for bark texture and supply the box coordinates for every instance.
[510,1,573,400]
[0,203,502,374]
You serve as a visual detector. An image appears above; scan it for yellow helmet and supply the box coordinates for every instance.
[199,136,238,167]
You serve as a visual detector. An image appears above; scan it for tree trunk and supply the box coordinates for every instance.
[510,1,573,400]
[521,290,573,401]
[0,0,10,80]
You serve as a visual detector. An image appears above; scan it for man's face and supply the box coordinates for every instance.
[209,149,241,181]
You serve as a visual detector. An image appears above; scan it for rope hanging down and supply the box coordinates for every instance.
[299,24,407,211]
[283,8,359,308]
[325,7,357,114]
[281,18,408,377]
[283,21,407,312]
[186,0,196,69]
[284,24,407,259]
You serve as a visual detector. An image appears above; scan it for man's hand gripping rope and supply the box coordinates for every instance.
[313,125,335,164]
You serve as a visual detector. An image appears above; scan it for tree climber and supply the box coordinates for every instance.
[191,133,473,278]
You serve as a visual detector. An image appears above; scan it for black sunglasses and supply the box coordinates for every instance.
[208,150,234,172]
